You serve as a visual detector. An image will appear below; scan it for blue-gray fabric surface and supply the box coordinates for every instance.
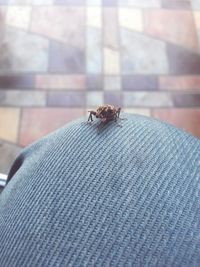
[0,114,200,267]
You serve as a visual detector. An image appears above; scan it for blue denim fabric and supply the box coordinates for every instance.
[0,114,200,267]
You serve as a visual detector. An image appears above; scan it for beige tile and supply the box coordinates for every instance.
[87,7,102,28]
[123,108,151,117]
[119,8,143,32]
[104,48,120,74]
[36,75,86,89]
[0,108,20,143]
[194,12,200,29]
[103,8,119,50]
[6,7,31,30]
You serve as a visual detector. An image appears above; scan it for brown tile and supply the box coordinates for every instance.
[159,76,200,90]
[0,140,22,174]
[36,75,86,89]
[49,41,85,73]
[47,91,85,107]
[167,43,200,74]
[19,108,85,146]
[0,107,20,143]
[122,75,158,90]
[162,0,191,9]
[152,108,200,138]
[144,10,198,51]
[0,75,34,89]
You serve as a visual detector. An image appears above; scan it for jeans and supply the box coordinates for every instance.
[0,114,200,266]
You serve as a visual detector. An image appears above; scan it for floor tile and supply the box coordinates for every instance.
[122,75,158,90]
[86,0,101,5]
[19,108,85,146]
[191,0,200,10]
[0,90,46,106]
[104,91,122,106]
[31,7,85,47]
[104,48,120,74]
[172,93,200,107]
[36,75,86,89]
[9,0,53,4]
[102,0,117,5]
[167,43,200,74]
[159,76,200,90]
[47,91,85,107]
[144,10,198,51]
[0,107,20,142]
[0,0,9,4]
[49,41,85,73]
[87,7,102,28]
[103,7,119,50]
[0,28,49,73]
[0,140,22,174]
[194,12,200,29]
[86,91,104,106]
[123,92,173,107]
[118,0,161,8]
[6,7,31,30]
[87,74,103,90]
[0,75,34,89]
[162,0,191,9]
[123,108,151,117]
[86,27,102,73]
[119,8,143,32]
[104,75,121,90]
[121,29,168,74]
[152,108,200,138]
[54,0,85,4]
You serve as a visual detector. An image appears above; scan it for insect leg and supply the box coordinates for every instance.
[88,112,93,122]
[117,107,121,118]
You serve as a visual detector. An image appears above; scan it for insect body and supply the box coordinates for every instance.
[88,104,121,124]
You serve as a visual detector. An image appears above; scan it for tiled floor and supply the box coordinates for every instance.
[0,0,200,173]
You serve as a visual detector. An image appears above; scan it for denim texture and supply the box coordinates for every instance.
[0,114,200,266]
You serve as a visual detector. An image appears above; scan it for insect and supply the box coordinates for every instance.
[87,104,123,127]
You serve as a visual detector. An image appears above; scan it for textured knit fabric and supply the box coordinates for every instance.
[0,114,200,267]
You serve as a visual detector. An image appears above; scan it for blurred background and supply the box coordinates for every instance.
[0,0,200,174]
